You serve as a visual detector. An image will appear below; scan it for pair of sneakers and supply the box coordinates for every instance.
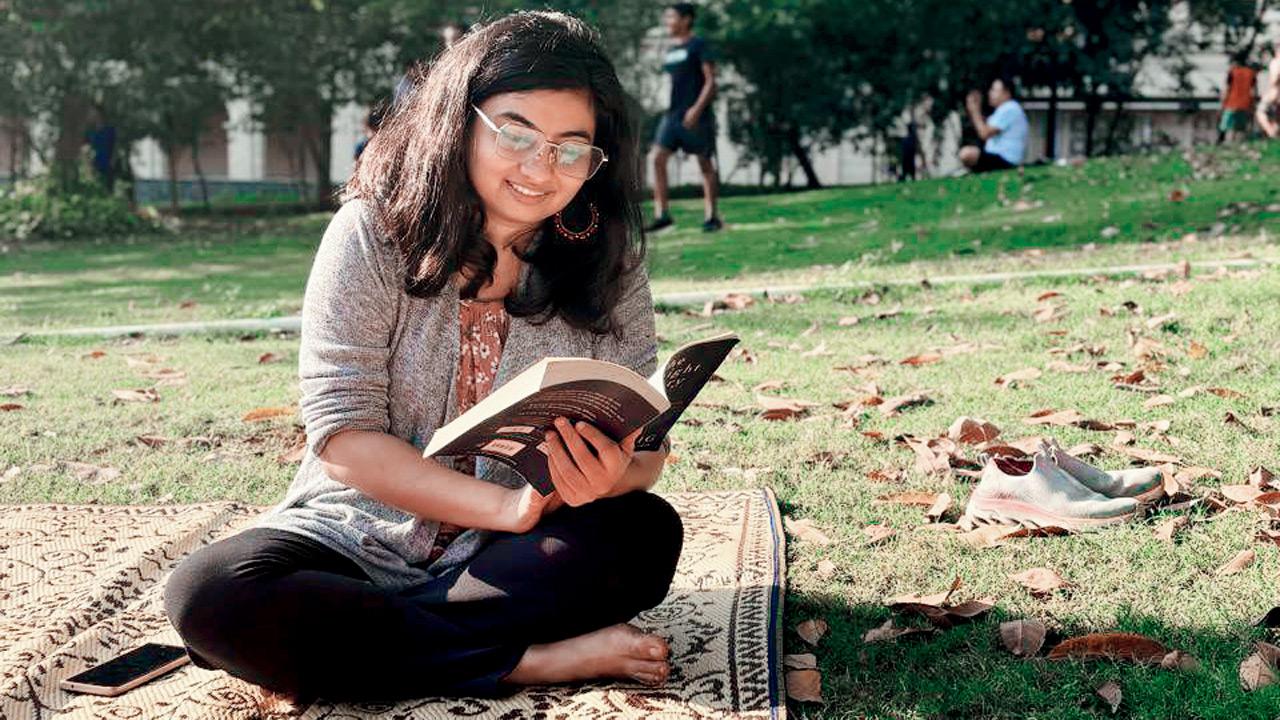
[963,439,1164,531]
[646,214,723,233]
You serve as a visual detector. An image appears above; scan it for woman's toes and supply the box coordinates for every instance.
[625,659,669,682]
[632,634,669,660]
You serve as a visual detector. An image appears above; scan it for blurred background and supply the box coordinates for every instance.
[0,0,1276,217]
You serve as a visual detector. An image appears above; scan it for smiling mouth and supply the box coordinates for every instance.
[506,180,551,199]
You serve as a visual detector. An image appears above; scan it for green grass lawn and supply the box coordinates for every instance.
[3,141,1279,332]
[4,143,1280,718]
[4,253,1280,718]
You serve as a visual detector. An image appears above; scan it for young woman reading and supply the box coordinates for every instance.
[164,11,682,703]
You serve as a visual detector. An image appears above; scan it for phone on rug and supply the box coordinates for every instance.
[60,643,191,696]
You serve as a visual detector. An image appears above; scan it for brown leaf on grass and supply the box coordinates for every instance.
[1160,650,1201,671]
[1096,681,1122,714]
[815,559,837,580]
[785,669,824,703]
[888,578,994,629]
[900,436,953,476]
[1224,411,1260,434]
[1153,516,1189,542]
[756,394,817,421]
[958,523,1022,548]
[258,352,283,364]
[837,315,861,327]
[948,417,1001,444]
[1,385,31,397]
[1220,485,1264,504]
[112,388,160,404]
[995,367,1042,389]
[879,392,933,416]
[0,403,22,411]
[1217,549,1256,576]
[1206,387,1246,399]
[63,461,121,485]
[796,619,828,646]
[1009,568,1072,598]
[1033,304,1066,323]
[925,493,953,522]
[178,300,198,309]
[876,491,941,507]
[999,619,1047,657]
[784,517,833,546]
[1045,360,1091,373]
[1066,442,1104,459]
[140,368,187,387]
[752,379,786,393]
[866,467,905,483]
[81,349,107,360]
[134,435,168,449]
[784,653,817,670]
[1024,408,1087,426]
[1144,394,1176,410]
[863,618,935,644]
[1047,633,1170,664]
[242,406,296,422]
[899,352,943,366]
[1187,341,1208,359]
[863,524,897,546]
[1250,466,1276,489]
[1240,644,1280,691]
[1036,291,1063,302]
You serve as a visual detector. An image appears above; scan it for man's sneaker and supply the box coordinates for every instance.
[645,215,674,233]
[701,216,723,232]
[1039,438,1164,504]
[963,452,1139,531]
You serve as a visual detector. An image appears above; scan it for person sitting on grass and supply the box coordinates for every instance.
[958,77,1027,174]
[164,10,682,706]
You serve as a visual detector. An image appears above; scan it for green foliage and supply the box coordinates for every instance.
[0,175,155,242]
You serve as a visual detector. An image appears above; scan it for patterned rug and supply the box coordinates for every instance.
[0,488,786,719]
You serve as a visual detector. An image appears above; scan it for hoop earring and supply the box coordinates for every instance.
[553,202,599,243]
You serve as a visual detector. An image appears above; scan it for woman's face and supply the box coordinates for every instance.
[468,88,597,237]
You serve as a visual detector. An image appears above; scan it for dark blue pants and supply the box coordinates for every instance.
[163,492,683,702]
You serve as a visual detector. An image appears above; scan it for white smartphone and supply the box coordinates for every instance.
[60,643,191,697]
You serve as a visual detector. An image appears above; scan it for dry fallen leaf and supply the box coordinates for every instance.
[1048,633,1170,664]
[112,388,160,404]
[863,524,897,546]
[863,618,935,644]
[995,367,1042,389]
[876,491,941,508]
[784,653,817,670]
[999,619,1047,657]
[899,352,943,366]
[259,352,284,364]
[1217,549,1256,576]
[1241,644,1279,691]
[784,517,833,546]
[958,523,1022,549]
[243,406,297,422]
[0,403,22,411]
[1251,466,1277,489]
[63,461,121,485]
[1153,516,1189,542]
[785,669,824,703]
[1095,681,1122,714]
[1161,650,1201,671]
[925,493,953,522]
[1144,394,1176,410]
[752,379,786,393]
[796,618,829,647]
[948,417,1001,444]
[1220,485,1264,504]
[1009,567,1072,598]
[880,392,933,416]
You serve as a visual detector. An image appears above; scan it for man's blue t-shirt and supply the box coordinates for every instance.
[983,99,1028,165]
[663,36,714,115]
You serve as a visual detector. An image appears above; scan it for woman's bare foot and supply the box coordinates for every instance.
[503,623,671,687]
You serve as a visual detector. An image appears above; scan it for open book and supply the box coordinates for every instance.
[423,332,739,495]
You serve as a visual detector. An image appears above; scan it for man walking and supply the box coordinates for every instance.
[957,78,1027,173]
[1256,42,1279,139]
[647,3,722,233]
[1220,51,1258,143]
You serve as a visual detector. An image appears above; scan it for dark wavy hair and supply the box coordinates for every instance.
[344,10,645,334]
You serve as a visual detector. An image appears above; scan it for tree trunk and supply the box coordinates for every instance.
[1083,95,1101,158]
[164,141,180,214]
[1102,98,1126,156]
[302,114,332,206]
[53,93,91,191]
[786,126,822,189]
[190,130,210,210]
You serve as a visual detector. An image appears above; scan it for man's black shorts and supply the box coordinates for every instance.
[973,150,1016,173]
[655,111,716,157]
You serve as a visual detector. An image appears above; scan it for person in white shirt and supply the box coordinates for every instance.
[1257,42,1280,139]
[958,78,1028,173]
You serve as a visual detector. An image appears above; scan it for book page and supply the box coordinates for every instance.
[635,334,739,452]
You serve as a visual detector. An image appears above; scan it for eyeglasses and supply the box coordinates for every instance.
[472,104,608,181]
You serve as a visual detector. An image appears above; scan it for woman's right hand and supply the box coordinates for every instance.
[500,483,563,533]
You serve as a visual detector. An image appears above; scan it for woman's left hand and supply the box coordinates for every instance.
[543,417,640,507]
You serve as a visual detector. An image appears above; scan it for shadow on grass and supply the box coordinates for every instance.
[788,589,1280,719]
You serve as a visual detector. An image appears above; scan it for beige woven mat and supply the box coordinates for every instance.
[0,489,786,719]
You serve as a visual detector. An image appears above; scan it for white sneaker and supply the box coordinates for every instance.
[1039,438,1164,504]
[964,451,1139,531]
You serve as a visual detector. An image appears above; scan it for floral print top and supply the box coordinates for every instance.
[426,298,511,563]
